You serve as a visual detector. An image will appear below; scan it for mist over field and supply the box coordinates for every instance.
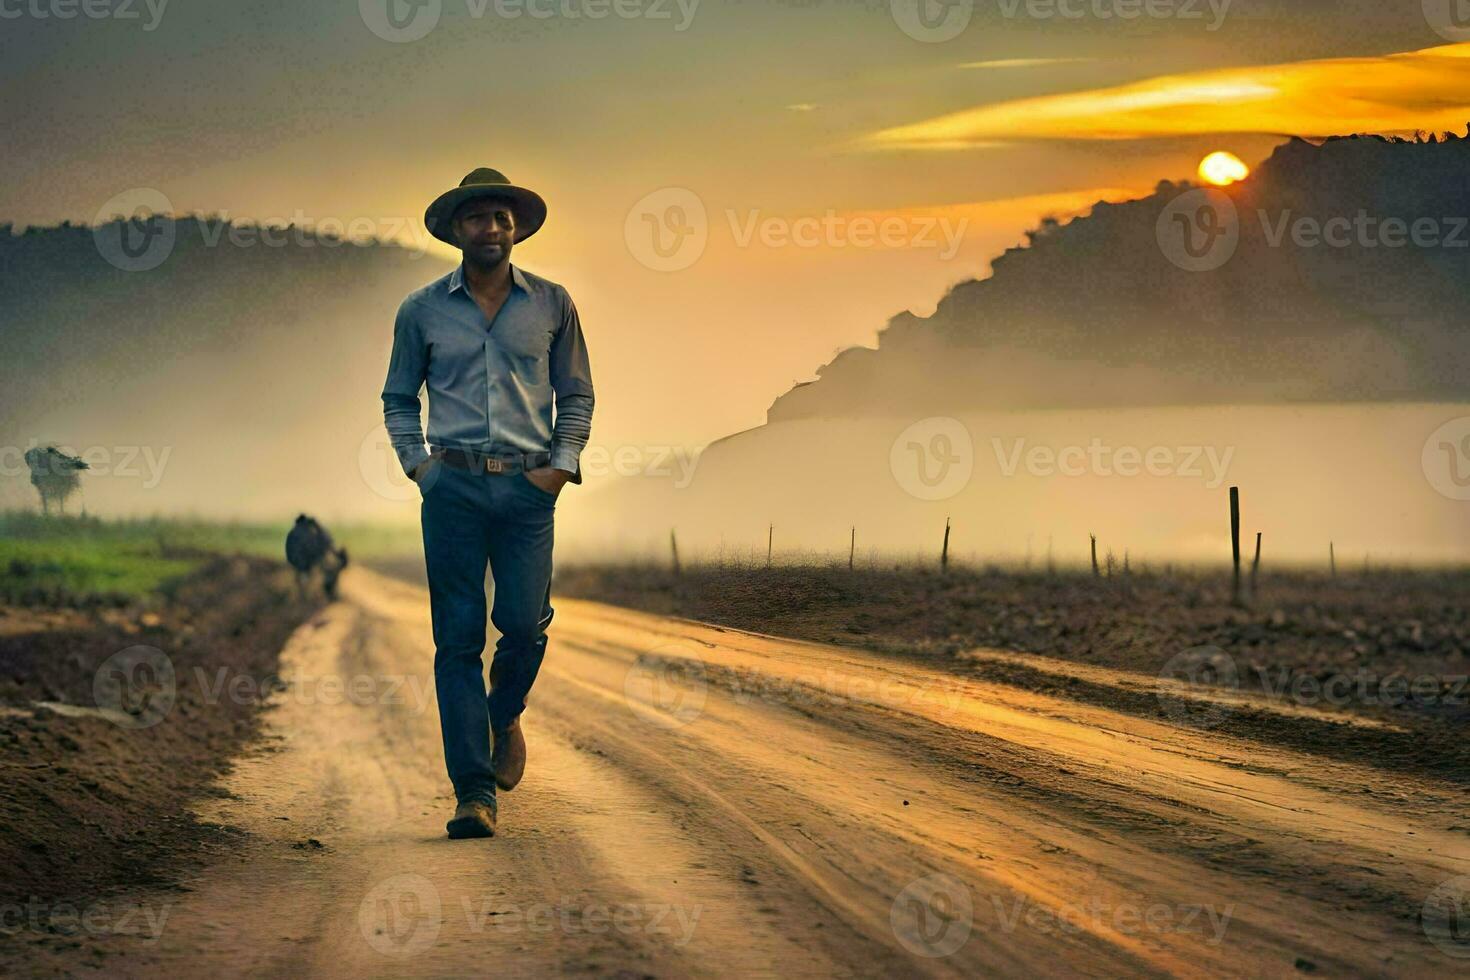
[557,403,1470,567]
[7,9,1470,975]
[3,136,1468,566]
[0,220,450,526]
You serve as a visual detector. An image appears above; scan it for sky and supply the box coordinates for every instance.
[5,0,1470,455]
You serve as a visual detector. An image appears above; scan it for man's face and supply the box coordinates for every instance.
[453,197,516,266]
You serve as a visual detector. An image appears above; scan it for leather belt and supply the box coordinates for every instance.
[431,447,551,475]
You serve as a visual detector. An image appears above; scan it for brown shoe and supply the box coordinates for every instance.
[445,799,496,839]
[492,720,526,791]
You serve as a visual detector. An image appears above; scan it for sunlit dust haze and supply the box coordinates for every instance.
[3,2,1469,565]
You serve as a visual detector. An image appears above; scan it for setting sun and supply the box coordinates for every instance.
[1199,150,1250,185]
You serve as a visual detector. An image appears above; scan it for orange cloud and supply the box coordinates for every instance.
[864,43,1470,148]
[834,186,1145,227]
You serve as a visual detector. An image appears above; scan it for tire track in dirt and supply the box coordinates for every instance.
[12,569,1464,978]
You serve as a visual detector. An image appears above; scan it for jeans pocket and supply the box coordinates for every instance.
[519,471,558,502]
[417,457,449,496]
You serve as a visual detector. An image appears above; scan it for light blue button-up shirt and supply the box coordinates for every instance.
[381,262,594,482]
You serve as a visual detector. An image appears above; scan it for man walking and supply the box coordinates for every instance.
[382,168,594,839]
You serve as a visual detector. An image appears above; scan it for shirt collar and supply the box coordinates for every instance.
[448,261,529,295]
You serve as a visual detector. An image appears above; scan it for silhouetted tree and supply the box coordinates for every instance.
[24,446,88,515]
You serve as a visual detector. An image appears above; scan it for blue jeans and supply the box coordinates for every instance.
[419,460,556,807]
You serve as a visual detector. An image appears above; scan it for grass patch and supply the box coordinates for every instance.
[0,538,197,600]
[0,511,286,604]
[0,511,422,605]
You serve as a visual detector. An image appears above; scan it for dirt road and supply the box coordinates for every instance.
[40,567,1469,978]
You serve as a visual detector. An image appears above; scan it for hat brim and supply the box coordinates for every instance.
[424,184,547,247]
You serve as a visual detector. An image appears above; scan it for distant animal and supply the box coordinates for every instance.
[285,514,349,600]
[24,446,89,515]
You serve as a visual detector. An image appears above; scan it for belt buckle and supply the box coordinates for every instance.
[484,457,505,474]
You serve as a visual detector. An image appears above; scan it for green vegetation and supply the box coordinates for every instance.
[0,511,283,603]
[331,522,421,562]
[0,512,419,604]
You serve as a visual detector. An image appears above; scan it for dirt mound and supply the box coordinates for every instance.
[0,556,320,949]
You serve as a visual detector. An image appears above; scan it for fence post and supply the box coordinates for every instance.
[940,517,951,574]
[1250,531,1262,598]
[1090,534,1099,577]
[1230,486,1242,606]
[670,528,681,575]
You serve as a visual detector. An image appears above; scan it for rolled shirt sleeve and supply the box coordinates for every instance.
[548,290,595,482]
[381,298,432,479]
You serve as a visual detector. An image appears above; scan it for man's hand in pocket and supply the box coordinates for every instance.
[524,466,571,496]
[410,453,441,484]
